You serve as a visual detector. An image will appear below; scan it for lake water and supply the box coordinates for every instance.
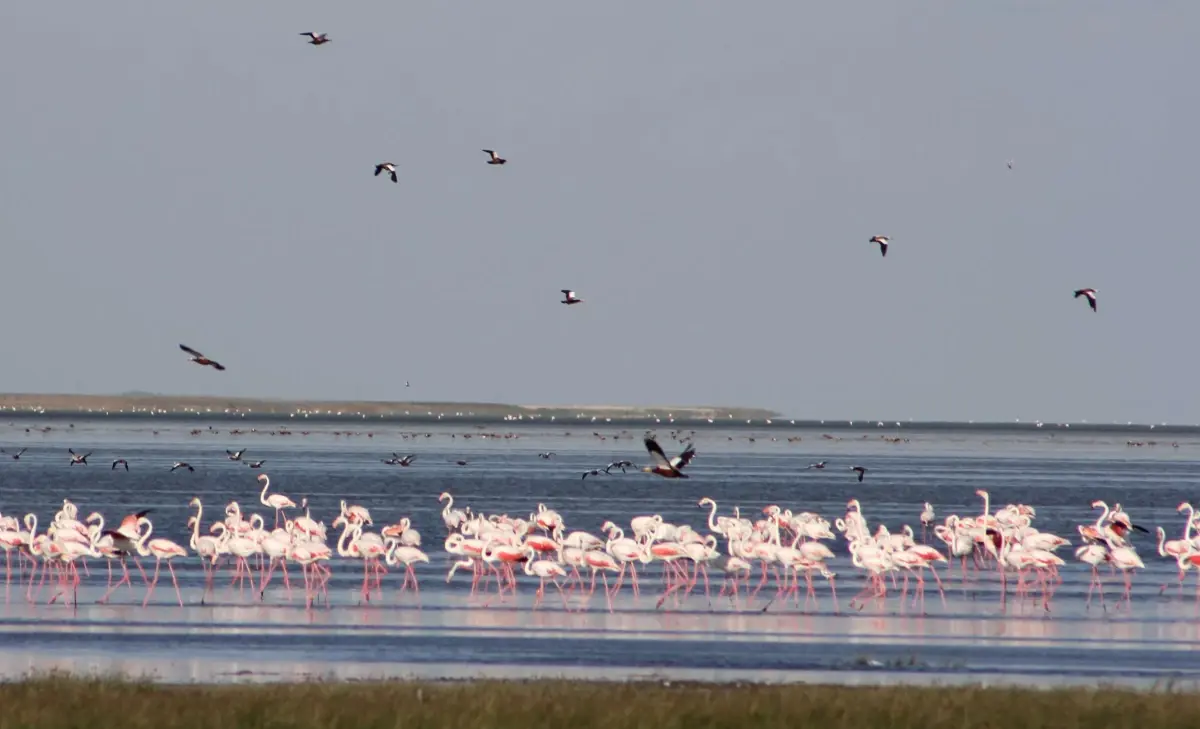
[1,416,1198,688]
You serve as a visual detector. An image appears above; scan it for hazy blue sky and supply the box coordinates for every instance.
[3,2,1198,422]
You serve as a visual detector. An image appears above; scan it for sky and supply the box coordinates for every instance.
[2,2,1199,423]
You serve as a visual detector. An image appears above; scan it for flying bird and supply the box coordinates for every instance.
[180,344,226,371]
[383,453,416,466]
[226,448,246,462]
[642,437,696,479]
[869,236,890,257]
[170,462,195,473]
[111,459,129,471]
[453,459,469,466]
[1074,288,1097,312]
[0,448,26,460]
[538,452,555,460]
[851,466,868,482]
[374,162,398,183]
[482,149,507,165]
[605,460,634,474]
[582,468,606,480]
[300,32,330,45]
[561,290,583,305]
[806,461,828,470]
[68,449,90,466]
[1007,159,1014,170]
[246,460,266,469]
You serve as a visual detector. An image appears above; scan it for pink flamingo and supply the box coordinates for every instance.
[133,517,188,607]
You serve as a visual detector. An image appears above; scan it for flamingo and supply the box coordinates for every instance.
[133,517,189,607]
[257,474,296,528]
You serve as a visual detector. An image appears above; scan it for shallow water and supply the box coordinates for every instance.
[1,418,1198,687]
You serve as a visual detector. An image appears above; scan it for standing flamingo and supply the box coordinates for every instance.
[258,474,296,528]
[133,517,189,607]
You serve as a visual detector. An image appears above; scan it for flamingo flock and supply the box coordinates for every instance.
[0,475,1191,615]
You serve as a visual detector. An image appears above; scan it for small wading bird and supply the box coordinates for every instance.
[561,289,583,305]
[246,460,266,469]
[170,462,194,473]
[0,448,26,460]
[300,32,330,45]
[851,466,868,482]
[179,344,226,371]
[68,449,90,466]
[383,453,416,466]
[869,236,890,257]
[226,448,246,462]
[482,149,507,165]
[1074,288,1097,312]
[374,162,398,183]
[111,459,129,471]
[642,437,696,479]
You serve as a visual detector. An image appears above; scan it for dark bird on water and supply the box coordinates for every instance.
[180,344,226,371]
[111,459,129,471]
[374,162,398,183]
[642,438,696,479]
[1074,288,1097,312]
[68,449,90,466]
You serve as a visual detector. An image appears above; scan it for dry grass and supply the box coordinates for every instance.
[0,674,1197,729]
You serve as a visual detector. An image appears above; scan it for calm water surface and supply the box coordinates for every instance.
[0,418,1198,688]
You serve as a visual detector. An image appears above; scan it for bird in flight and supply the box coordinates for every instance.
[1074,288,1097,312]
[605,460,635,474]
[300,32,330,45]
[538,452,555,460]
[111,459,129,471]
[180,344,226,371]
[226,448,246,462]
[374,162,398,183]
[869,236,890,258]
[170,462,195,473]
[482,149,507,165]
[68,449,91,466]
[642,437,696,479]
[383,453,416,466]
[851,466,868,482]
[246,460,266,469]
[1,448,26,460]
[806,461,828,470]
[452,459,469,466]
[582,468,606,480]
[561,290,583,305]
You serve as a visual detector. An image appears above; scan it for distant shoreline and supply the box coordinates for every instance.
[0,392,780,423]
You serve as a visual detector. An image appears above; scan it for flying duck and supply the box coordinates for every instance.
[68,449,90,466]
[374,162,398,183]
[642,437,696,479]
[111,459,129,471]
[180,344,226,371]
[1,448,26,460]
[869,236,890,257]
[170,462,195,473]
[561,290,583,305]
[300,32,330,45]
[226,448,246,462]
[482,149,507,165]
[1074,288,1097,312]
[807,461,828,470]
[851,466,868,482]
[246,460,266,469]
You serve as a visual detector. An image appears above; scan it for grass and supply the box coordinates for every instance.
[2,674,1199,729]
